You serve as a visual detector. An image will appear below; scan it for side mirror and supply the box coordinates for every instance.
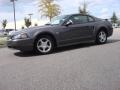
[65,20,73,26]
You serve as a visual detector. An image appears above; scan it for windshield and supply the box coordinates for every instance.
[48,15,69,25]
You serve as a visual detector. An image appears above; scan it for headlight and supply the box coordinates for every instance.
[13,33,28,39]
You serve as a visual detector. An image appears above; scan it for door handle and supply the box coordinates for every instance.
[92,26,95,30]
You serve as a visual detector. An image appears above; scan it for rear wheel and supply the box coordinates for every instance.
[34,36,54,54]
[96,30,107,44]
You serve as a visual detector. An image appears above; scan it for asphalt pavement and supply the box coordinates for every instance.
[0,28,120,90]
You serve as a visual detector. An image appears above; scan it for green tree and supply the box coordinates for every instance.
[24,17,31,28]
[39,0,61,21]
[2,19,7,29]
[79,1,88,15]
[111,12,118,26]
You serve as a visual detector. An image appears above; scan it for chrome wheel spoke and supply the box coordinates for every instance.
[42,47,47,52]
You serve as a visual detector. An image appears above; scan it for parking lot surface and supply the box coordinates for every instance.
[0,29,120,90]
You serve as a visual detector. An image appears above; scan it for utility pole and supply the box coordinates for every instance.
[10,0,17,31]
[28,13,33,21]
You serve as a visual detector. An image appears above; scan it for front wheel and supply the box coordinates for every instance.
[96,30,107,44]
[34,36,54,54]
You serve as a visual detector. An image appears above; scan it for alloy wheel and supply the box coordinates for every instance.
[37,38,52,53]
[98,31,107,43]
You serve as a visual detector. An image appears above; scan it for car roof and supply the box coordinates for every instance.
[68,13,90,16]
[65,14,96,18]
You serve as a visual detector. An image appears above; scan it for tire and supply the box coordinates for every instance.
[96,30,107,44]
[34,35,55,54]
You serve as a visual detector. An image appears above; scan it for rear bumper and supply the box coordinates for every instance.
[108,27,113,37]
[7,39,34,51]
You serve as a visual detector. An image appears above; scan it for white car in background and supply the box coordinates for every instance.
[0,29,14,37]
[0,30,6,37]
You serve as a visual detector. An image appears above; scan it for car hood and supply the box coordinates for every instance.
[9,25,57,36]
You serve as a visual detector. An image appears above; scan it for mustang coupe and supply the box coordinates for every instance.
[7,14,113,54]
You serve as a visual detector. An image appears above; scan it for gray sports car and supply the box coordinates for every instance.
[7,14,113,54]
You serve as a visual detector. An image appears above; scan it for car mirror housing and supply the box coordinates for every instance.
[65,20,73,26]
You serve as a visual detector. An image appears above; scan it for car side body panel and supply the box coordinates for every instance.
[7,14,113,51]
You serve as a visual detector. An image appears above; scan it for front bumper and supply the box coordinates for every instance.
[7,39,34,51]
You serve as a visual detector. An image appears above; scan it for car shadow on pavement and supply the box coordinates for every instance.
[53,39,120,54]
[14,39,120,57]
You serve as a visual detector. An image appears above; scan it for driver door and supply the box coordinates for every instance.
[58,15,94,45]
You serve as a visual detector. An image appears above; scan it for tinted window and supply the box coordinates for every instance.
[49,15,69,25]
[69,15,88,24]
[88,16,95,22]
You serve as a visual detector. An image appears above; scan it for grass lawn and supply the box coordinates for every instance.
[0,37,7,48]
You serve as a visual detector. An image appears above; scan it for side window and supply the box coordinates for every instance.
[88,16,95,22]
[69,15,88,24]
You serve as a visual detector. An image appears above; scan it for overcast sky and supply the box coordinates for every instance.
[0,0,120,29]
